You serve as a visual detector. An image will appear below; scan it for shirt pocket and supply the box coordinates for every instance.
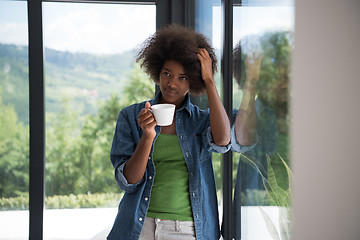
[192,132,208,163]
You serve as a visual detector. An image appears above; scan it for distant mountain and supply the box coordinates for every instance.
[0,43,136,124]
[0,44,29,124]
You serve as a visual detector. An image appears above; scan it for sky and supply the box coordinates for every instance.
[0,1,28,46]
[0,1,156,55]
[0,1,294,55]
[213,6,294,50]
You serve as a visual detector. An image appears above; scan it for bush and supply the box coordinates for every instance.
[0,195,28,210]
[0,192,123,211]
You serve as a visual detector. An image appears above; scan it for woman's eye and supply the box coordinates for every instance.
[162,72,170,77]
[179,76,188,81]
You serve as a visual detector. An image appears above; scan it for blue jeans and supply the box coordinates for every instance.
[139,217,196,240]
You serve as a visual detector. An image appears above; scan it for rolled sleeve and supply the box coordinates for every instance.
[230,125,257,153]
[115,162,143,193]
[206,127,231,153]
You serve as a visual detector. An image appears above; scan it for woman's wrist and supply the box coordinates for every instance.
[203,76,215,88]
[141,131,156,142]
[244,79,257,92]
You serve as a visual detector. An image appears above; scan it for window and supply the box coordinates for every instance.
[195,0,294,239]
[0,1,29,239]
[232,1,294,239]
[193,0,223,223]
[42,2,155,238]
[22,0,294,239]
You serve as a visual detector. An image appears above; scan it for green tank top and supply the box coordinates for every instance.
[147,134,193,221]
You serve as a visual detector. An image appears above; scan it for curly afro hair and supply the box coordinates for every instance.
[233,42,243,88]
[136,24,217,95]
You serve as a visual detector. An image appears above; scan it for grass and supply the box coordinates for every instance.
[0,192,123,211]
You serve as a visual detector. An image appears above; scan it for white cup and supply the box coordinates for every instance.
[150,104,176,126]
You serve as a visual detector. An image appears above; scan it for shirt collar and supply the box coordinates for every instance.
[151,91,192,118]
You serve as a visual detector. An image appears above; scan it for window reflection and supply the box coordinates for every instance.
[232,3,294,240]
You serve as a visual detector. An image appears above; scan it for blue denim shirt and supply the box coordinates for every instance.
[231,98,278,240]
[231,98,277,154]
[107,92,230,240]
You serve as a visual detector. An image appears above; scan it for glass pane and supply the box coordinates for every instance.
[0,1,29,239]
[195,0,223,224]
[42,2,155,239]
[232,1,294,239]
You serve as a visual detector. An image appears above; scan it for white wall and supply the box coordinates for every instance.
[292,0,360,239]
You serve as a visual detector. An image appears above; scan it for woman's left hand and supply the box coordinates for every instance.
[197,48,231,146]
[197,48,214,85]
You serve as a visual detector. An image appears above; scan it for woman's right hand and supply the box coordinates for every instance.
[137,102,157,140]
[125,102,156,184]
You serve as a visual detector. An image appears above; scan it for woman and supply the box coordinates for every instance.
[107,24,230,240]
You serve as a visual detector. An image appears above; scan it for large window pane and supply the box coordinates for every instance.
[0,1,29,239]
[42,2,155,239]
[194,0,223,225]
[232,1,294,239]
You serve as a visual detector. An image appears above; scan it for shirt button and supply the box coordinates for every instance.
[145,197,149,201]
[139,217,143,222]
[149,176,152,180]
[148,157,151,160]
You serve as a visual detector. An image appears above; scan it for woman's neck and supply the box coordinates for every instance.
[159,95,185,110]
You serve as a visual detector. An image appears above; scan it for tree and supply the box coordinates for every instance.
[75,63,155,194]
[121,63,155,106]
[0,88,29,198]
[45,97,81,196]
[76,94,122,194]
[42,62,155,196]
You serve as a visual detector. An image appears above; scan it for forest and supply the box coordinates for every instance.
[0,43,154,207]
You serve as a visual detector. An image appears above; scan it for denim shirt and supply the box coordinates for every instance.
[231,98,277,156]
[107,92,230,240]
[231,98,278,240]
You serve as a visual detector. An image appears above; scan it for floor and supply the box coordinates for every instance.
[0,206,289,240]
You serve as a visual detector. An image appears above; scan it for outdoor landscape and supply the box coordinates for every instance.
[0,42,155,209]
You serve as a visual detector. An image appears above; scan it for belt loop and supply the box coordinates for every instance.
[175,220,180,232]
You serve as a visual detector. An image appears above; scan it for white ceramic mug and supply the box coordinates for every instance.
[150,104,175,126]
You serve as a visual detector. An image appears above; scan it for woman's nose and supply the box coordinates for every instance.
[167,77,176,87]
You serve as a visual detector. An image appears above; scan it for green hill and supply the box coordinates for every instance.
[0,43,136,124]
[0,44,29,124]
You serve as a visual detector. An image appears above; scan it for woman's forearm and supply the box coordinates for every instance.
[197,48,230,146]
[123,134,154,184]
[206,80,231,146]
[235,82,256,145]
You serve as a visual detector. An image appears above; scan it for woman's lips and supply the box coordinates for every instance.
[165,88,177,96]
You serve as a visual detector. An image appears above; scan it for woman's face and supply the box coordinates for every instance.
[159,60,190,108]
